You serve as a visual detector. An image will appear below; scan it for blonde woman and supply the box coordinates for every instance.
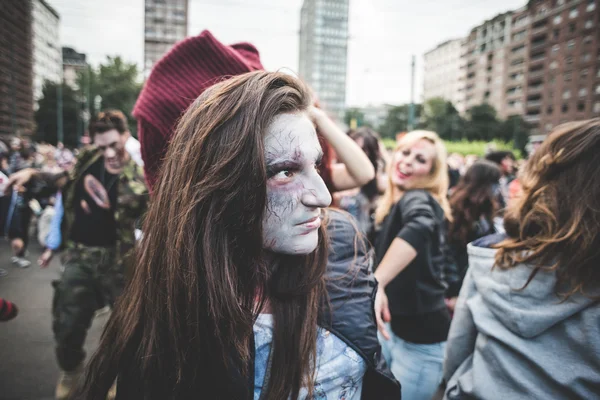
[373,130,452,400]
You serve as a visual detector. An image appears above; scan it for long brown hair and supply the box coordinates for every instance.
[449,160,501,247]
[496,118,600,299]
[76,71,328,399]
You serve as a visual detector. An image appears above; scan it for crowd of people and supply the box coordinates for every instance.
[0,30,598,400]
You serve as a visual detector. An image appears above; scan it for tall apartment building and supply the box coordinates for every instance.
[299,0,349,120]
[144,0,188,76]
[62,47,87,89]
[504,7,531,118]
[462,12,514,119]
[0,0,34,138]
[423,39,464,110]
[523,0,600,133]
[32,0,61,109]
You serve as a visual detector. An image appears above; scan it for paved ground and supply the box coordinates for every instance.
[0,241,109,400]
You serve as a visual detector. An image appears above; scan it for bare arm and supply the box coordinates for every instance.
[309,107,375,191]
[374,238,417,288]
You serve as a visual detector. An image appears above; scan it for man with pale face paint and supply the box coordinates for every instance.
[262,112,332,254]
[6,110,148,400]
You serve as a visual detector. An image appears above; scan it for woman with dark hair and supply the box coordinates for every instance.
[337,127,387,237]
[445,160,501,306]
[444,119,600,399]
[75,71,399,399]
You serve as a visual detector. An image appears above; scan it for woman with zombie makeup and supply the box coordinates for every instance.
[373,130,452,400]
[74,72,400,399]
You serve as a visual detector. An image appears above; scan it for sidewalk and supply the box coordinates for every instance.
[0,241,109,400]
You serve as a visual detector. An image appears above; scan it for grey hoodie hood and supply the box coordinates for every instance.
[467,244,597,339]
[443,239,600,400]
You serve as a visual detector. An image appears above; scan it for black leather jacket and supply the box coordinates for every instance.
[114,210,400,399]
[319,210,401,399]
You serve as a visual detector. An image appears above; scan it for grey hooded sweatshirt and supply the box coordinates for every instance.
[443,236,600,400]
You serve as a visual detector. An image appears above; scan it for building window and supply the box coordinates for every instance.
[580,88,588,97]
[566,57,573,65]
[552,44,560,53]
[585,19,593,29]
[582,53,591,62]
[569,8,579,18]
[596,84,600,94]
[553,15,562,24]
[553,29,560,39]
[583,35,593,44]
[565,71,572,81]
[594,102,600,113]
[581,68,589,78]
[568,39,576,49]
[550,61,558,69]
[569,23,576,33]
[587,1,596,12]
[562,104,569,113]
[556,0,565,5]
[563,89,571,99]
[547,106,553,114]
[577,103,585,112]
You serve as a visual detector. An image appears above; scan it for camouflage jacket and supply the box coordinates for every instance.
[59,147,148,267]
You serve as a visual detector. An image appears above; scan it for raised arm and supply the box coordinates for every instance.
[309,107,375,191]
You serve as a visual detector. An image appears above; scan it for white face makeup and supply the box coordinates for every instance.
[262,113,332,255]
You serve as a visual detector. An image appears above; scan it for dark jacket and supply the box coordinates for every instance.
[321,210,400,399]
[375,189,447,316]
[114,209,400,399]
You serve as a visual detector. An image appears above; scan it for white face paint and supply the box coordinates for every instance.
[262,113,332,255]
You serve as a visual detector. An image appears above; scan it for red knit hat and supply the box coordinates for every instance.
[133,30,264,190]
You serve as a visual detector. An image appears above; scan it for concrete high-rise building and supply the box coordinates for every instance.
[144,0,188,76]
[523,0,600,134]
[32,0,61,109]
[62,47,87,89]
[504,7,530,118]
[299,0,349,120]
[462,12,514,119]
[0,0,34,138]
[423,39,464,109]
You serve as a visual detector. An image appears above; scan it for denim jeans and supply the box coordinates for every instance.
[379,324,446,400]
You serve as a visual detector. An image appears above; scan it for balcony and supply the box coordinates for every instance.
[529,85,543,94]
[524,114,541,123]
[530,41,547,51]
[530,55,546,64]
[527,100,542,108]
[531,25,547,35]
[529,69,545,79]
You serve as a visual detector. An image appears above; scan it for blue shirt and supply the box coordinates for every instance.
[253,314,366,400]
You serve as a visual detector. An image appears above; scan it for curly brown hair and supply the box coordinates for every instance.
[496,118,600,299]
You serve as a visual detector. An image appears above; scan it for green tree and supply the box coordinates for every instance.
[502,115,530,155]
[80,56,142,136]
[378,104,422,139]
[344,108,366,128]
[34,81,80,147]
[422,97,465,141]
[465,103,501,141]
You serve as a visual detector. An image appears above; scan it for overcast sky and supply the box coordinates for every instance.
[48,0,526,107]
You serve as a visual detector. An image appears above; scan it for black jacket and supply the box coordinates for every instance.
[321,210,400,400]
[114,210,400,399]
[375,189,447,316]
